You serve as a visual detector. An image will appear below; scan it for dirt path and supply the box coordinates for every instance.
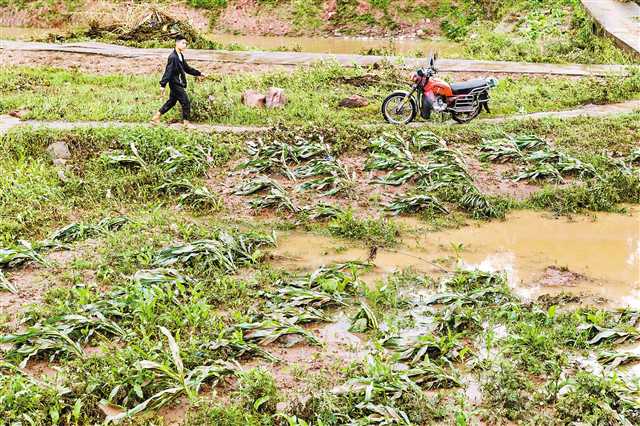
[0,115,269,135]
[1,99,638,135]
[0,40,631,76]
[581,0,640,56]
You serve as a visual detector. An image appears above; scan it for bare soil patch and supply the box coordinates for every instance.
[217,0,292,36]
[465,155,540,200]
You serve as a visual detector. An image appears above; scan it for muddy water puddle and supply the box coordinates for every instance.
[273,209,640,307]
[212,33,458,56]
[0,26,458,56]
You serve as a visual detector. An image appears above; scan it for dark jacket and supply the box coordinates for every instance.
[160,49,202,88]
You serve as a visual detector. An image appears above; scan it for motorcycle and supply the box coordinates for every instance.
[381,55,498,124]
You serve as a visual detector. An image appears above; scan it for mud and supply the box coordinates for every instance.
[272,208,640,307]
[0,267,48,329]
[239,312,366,403]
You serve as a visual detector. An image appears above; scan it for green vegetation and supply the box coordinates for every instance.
[1,43,639,424]
[2,65,640,127]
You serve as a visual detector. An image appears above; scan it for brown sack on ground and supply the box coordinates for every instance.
[242,90,267,108]
[265,87,287,108]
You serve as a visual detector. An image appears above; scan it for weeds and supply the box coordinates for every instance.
[328,210,399,246]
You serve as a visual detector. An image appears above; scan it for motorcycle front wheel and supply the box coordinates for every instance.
[450,104,481,124]
[381,93,417,125]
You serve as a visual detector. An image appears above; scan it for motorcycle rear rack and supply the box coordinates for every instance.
[451,86,489,113]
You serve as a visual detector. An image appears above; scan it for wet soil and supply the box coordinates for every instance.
[240,313,366,403]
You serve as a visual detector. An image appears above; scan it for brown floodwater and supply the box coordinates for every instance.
[0,26,458,56]
[272,208,640,308]
[0,27,62,40]
[211,33,458,56]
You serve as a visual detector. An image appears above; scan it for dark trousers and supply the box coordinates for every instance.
[159,84,191,120]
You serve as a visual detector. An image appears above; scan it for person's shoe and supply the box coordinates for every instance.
[150,112,161,124]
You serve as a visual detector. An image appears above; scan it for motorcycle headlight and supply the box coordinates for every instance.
[486,77,498,88]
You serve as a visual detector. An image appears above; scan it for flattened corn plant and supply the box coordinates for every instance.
[384,192,449,215]
[331,353,460,423]
[101,142,147,168]
[0,240,50,293]
[229,263,365,348]
[0,240,49,269]
[202,329,280,362]
[367,131,504,218]
[234,177,300,212]
[153,229,276,273]
[0,270,17,293]
[293,157,356,196]
[349,300,379,332]
[1,216,129,293]
[480,134,598,183]
[234,317,321,347]
[237,136,331,177]
[104,327,236,422]
[157,179,222,210]
[45,216,130,244]
[304,202,344,220]
[249,183,300,213]
[102,142,215,175]
[0,313,127,367]
[366,131,469,186]
[380,332,464,365]
[479,134,549,163]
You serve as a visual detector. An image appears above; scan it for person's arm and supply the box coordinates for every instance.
[183,59,202,77]
[160,57,175,87]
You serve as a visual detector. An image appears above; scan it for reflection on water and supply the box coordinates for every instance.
[272,208,640,308]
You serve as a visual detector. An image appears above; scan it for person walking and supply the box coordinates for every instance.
[151,35,204,126]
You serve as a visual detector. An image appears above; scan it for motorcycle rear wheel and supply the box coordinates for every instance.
[382,93,417,125]
[450,104,481,124]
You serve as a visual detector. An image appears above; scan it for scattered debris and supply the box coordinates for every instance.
[339,94,369,108]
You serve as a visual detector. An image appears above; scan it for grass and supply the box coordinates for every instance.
[2,65,640,127]
[0,79,639,424]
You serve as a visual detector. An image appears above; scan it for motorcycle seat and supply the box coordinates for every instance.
[450,79,488,95]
